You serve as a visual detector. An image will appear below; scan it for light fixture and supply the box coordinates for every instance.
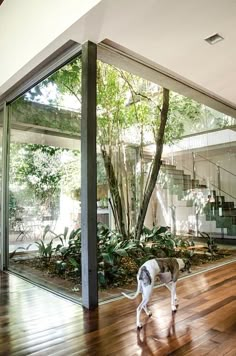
[205,33,224,45]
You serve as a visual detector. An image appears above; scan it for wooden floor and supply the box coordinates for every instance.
[0,262,236,356]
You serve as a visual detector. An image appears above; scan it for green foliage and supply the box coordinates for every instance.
[11,57,232,245]
[10,143,63,212]
[49,58,82,105]
[97,62,160,146]
[14,223,197,289]
[17,57,212,240]
[199,231,218,255]
[12,98,80,134]
[9,191,18,218]
[55,260,67,275]
[142,225,194,258]
[60,150,81,196]
[35,240,55,263]
[60,228,81,261]
[9,244,32,259]
[96,223,192,287]
[97,223,138,287]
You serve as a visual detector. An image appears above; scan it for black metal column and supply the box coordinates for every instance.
[81,41,97,309]
[0,103,9,271]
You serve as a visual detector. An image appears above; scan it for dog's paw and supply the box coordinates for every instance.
[137,323,143,330]
[171,305,177,312]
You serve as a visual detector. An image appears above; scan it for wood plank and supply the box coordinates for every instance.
[0,262,236,355]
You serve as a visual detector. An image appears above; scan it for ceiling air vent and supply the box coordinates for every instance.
[205,33,224,45]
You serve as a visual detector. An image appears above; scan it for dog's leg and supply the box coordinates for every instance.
[143,304,152,317]
[137,285,152,329]
[165,282,178,308]
[171,282,177,311]
[164,282,172,293]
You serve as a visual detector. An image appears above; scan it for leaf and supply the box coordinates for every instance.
[98,271,106,286]
[101,253,114,265]
[69,257,80,269]
[153,226,168,235]
[115,249,128,257]
[63,226,69,239]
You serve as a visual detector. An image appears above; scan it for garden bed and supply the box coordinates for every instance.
[10,246,236,303]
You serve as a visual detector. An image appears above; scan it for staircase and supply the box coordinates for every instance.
[205,191,236,236]
[157,162,236,238]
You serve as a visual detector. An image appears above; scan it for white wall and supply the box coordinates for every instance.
[0,0,101,94]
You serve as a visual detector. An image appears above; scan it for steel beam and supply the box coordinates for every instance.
[81,41,97,309]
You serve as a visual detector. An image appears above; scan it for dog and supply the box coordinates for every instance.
[122,257,191,329]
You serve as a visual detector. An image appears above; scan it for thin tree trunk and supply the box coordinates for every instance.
[139,125,144,204]
[108,197,119,230]
[122,145,130,237]
[118,144,127,234]
[101,147,127,239]
[135,88,169,240]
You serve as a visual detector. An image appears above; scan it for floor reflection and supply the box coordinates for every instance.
[137,311,191,355]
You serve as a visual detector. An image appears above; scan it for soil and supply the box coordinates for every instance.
[10,246,236,303]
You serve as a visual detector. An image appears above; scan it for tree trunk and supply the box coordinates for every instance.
[139,124,145,205]
[135,88,169,240]
[101,147,127,239]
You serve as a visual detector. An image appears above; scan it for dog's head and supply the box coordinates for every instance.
[180,258,191,273]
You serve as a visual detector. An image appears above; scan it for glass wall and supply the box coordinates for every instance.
[0,108,3,268]
[8,56,83,302]
[96,55,236,302]
[3,45,236,305]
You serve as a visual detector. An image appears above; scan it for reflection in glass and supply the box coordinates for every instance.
[0,109,3,268]
[96,59,236,302]
[9,57,82,301]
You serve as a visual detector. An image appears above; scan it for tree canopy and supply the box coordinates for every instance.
[9,55,231,239]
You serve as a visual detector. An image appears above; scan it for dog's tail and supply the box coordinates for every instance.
[121,276,141,300]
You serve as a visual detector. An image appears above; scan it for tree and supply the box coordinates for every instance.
[96,62,200,240]
[21,56,207,240]
[135,88,169,240]
[10,143,63,216]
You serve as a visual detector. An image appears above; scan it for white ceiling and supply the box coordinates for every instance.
[1,0,236,114]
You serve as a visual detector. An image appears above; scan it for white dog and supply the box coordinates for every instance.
[122,257,191,329]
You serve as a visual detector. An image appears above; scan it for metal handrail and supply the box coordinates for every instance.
[169,141,236,203]
[181,164,236,203]
[195,152,236,178]
[171,141,236,178]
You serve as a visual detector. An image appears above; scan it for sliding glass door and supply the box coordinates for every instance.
[8,56,83,302]
[0,107,3,270]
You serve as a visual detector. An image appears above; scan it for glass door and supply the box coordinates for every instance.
[8,56,83,301]
[0,106,3,270]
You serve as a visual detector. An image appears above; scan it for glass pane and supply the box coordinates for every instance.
[9,56,82,302]
[96,57,236,303]
[0,109,3,268]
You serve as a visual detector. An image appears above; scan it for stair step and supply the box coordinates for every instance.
[161,169,185,176]
[215,202,234,209]
[227,225,236,236]
[222,208,236,217]
[215,216,232,228]
[158,162,236,238]
[161,164,176,169]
